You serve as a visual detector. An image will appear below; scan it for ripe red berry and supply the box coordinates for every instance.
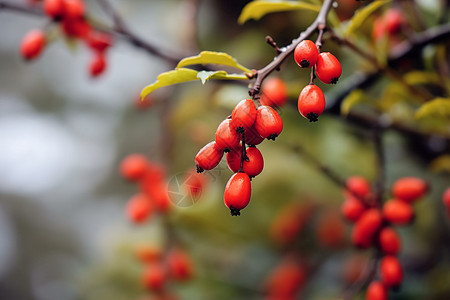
[366,281,388,300]
[298,84,326,122]
[384,9,404,35]
[61,18,91,38]
[351,209,383,248]
[294,40,319,68]
[380,255,403,288]
[270,203,314,245]
[89,53,107,77]
[120,154,149,181]
[43,0,64,19]
[142,263,166,291]
[346,176,371,198]
[194,141,224,173]
[86,31,113,52]
[224,172,251,216]
[315,52,342,84]
[231,99,257,132]
[183,169,206,199]
[341,194,366,222]
[264,258,306,298]
[63,0,85,20]
[260,77,288,107]
[382,199,414,225]
[20,29,46,60]
[167,249,193,281]
[226,146,264,178]
[255,105,283,141]
[215,118,241,152]
[134,244,161,264]
[126,194,152,224]
[379,227,401,255]
[392,177,428,203]
[443,188,450,215]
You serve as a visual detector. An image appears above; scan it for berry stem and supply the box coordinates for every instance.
[239,131,247,172]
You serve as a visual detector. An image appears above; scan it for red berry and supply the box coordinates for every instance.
[63,0,85,19]
[61,18,91,38]
[167,249,193,281]
[380,255,403,288]
[297,84,326,122]
[194,141,224,173]
[443,188,450,215]
[126,194,152,224]
[86,31,113,52]
[351,209,383,248]
[382,199,414,225]
[89,53,107,77]
[373,17,386,41]
[142,263,166,291]
[183,169,206,199]
[120,154,149,181]
[224,172,251,216]
[294,40,319,68]
[226,146,264,178]
[255,105,283,140]
[43,0,64,19]
[151,182,171,213]
[231,99,257,132]
[379,227,401,255]
[392,177,428,203]
[341,194,366,222]
[134,245,161,264]
[20,29,46,60]
[264,258,306,297]
[215,118,241,152]
[366,281,388,300]
[315,52,342,84]
[260,77,288,107]
[346,176,371,198]
[385,9,404,35]
[245,123,264,146]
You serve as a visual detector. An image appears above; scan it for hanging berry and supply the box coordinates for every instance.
[382,199,414,225]
[351,209,383,248]
[142,263,166,291]
[366,281,388,300]
[294,40,319,68]
[341,194,366,222]
[226,146,264,178]
[260,77,288,107]
[126,193,153,224]
[255,105,283,140]
[20,29,46,60]
[224,172,251,216]
[231,99,257,132]
[379,227,401,255]
[215,118,241,152]
[298,84,326,122]
[43,0,64,19]
[120,154,149,181]
[315,52,342,84]
[195,141,224,173]
[380,255,403,288]
[392,177,428,203]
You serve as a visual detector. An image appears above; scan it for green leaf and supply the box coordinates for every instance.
[197,71,248,84]
[415,98,450,120]
[140,68,249,99]
[238,1,320,25]
[341,89,364,115]
[177,51,251,73]
[345,0,391,37]
[140,68,199,99]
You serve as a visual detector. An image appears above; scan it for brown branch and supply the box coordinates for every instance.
[248,0,334,99]
[0,0,183,64]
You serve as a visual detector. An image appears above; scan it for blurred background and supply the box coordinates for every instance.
[0,0,449,299]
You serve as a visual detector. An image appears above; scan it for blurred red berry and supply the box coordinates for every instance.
[20,29,46,60]
[126,193,152,224]
[260,77,288,107]
[379,227,401,255]
[120,154,149,181]
[392,177,428,203]
[382,199,414,225]
[380,255,403,288]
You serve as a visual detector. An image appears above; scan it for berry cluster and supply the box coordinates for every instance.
[120,154,171,223]
[20,0,113,77]
[294,40,342,122]
[341,176,428,299]
[137,245,193,298]
[195,98,283,216]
